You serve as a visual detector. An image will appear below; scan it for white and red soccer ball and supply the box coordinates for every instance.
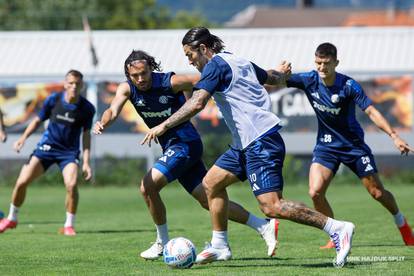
[163,237,196,269]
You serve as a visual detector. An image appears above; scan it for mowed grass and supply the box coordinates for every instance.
[0,181,413,275]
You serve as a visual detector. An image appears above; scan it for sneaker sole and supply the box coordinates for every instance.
[140,254,163,261]
[195,252,232,264]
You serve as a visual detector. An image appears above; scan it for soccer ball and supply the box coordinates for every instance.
[163,237,196,269]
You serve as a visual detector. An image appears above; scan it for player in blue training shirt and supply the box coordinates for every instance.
[142,27,355,267]
[0,70,95,236]
[284,42,414,247]
[94,50,279,260]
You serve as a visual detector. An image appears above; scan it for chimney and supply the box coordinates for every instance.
[296,0,314,9]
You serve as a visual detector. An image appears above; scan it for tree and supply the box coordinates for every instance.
[0,0,212,30]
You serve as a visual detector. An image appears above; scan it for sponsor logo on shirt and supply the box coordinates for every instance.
[56,112,75,123]
[312,101,341,115]
[141,108,172,118]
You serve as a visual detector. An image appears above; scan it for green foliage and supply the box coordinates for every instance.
[283,154,306,183]
[0,0,213,30]
[0,156,148,187]
[200,132,232,168]
[93,155,147,186]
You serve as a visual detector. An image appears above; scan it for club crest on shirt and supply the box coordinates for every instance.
[331,94,340,103]
[159,96,168,104]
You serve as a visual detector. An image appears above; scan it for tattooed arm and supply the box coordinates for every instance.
[140,89,211,146]
[265,61,291,86]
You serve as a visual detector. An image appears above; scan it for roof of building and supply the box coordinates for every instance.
[225,5,414,28]
[0,27,413,81]
[225,6,355,28]
[343,10,414,26]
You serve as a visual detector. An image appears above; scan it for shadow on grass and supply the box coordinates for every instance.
[352,243,405,248]
[81,228,185,234]
[193,256,372,269]
[195,261,369,269]
[22,221,62,225]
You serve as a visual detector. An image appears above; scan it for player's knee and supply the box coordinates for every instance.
[309,188,324,201]
[139,180,146,196]
[270,200,294,218]
[65,182,77,193]
[15,178,30,189]
[140,177,158,197]
[198,198,209,210]
[369,187,383,200]
[140,179,152,197]
[202,179,213,196]
[259,202,282,218]
[202,177,221,198]
[260,206,276,217]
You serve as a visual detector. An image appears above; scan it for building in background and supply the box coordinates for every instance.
[0,28,412,167]
[226,0,414,27]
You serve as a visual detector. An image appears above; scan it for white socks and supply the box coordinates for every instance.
[64,212,76,227]
[7,204,19,222]
[246,213,268,234]
[156,223,169,245]
[323,217,344,236]
[393,211,405,228]
[211,230,228,249]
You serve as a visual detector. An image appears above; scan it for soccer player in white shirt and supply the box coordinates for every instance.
[141,27,355,267]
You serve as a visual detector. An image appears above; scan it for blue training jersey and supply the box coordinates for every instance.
[37,92,95,154]
[128,72,200,149]
[286,70,372,152]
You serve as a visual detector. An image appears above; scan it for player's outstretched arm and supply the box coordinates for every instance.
[93,82,130,135]
[365,105,414,155]
[265,61,292,86]
[170,74,200,94]
[81,129,92,181]
[141,89,211,147]
[13,116,42,153]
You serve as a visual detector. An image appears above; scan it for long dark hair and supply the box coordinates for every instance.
[124,50,162,80]
[182,27,224,53]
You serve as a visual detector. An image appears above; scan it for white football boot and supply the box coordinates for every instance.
[331,222,355,268]
[140,241,164,260]
[261,218,280,257]
[195,242,232,264]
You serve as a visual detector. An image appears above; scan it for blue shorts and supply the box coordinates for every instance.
[313,147,378,177]
[32,144,80,171]
[154,139,207,194]
[215,129,285,196]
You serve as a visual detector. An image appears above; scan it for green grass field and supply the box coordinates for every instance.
[0,182,413,275]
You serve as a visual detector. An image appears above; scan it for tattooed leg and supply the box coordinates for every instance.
[256,192,327,229]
